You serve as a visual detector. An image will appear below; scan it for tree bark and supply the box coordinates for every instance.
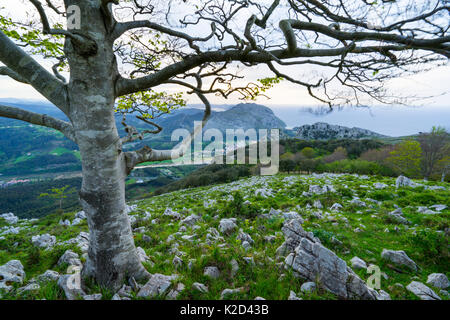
[70,60,150,290]
[63,0,149,290]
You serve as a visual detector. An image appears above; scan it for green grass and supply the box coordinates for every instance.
[13,153,36,164]
[49,147,72,156]
[0,173,448,300]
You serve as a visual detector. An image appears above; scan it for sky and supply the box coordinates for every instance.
[0,1,449,136]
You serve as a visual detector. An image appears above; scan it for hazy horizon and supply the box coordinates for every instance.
[1,97,448,137]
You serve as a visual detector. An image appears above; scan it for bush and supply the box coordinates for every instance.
[225,191,259,218]
[370,190,394,201]
[320,159,395,176]
[408,230,448,265]
[153,164,251,196]
[26,246,41,268]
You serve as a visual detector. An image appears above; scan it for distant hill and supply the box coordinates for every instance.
[147,103,286,136]
[204,103,286,132]
[294,122,387,140]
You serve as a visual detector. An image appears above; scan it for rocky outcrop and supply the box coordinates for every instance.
[57,274,86,300]
[350,257,367,270]
[282,219,378,299]
[37,270,60,283]
[381,249,418,271]
[218,218,237,236]
[137,273,177,298]
[31,233,56,249]
[395,176,419,188]
[204,266,221,279]
[192,282,209,293]
[0,260,25,292]
[204,103,286,132]
[58,250,82,267]
[295,122,386,140]
[0,213,18,224]
[148,103,286,138]
[180,214,200,227]
[426,273,449,289]
[65,232,89,253]
[406,281,441,300]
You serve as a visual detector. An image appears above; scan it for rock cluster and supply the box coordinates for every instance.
[282,219,381,299]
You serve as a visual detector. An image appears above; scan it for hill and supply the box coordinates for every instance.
[0,101,286,179]
[294,122,387,140]
[0,173,448,300]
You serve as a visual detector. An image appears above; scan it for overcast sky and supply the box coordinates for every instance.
[0,1,449,136]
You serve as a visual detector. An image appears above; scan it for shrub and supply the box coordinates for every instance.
[26,246,41,268]
[370,190,394,201]
[319,159,395,176]
[408,230,448,265]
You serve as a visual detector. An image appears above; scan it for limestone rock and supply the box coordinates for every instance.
[71,218,83,226]
[430,204,447,212]
[330,203,343,211]
[37,270,60,283]
[221,287,243,299]
[0,213,18,224]
[192,282,209,293]
[283,222,377,299]
[300,281,316,293]
[381,249,417,271]
[75,211,86,219]
[426,273,449,289]
[166,283,185,300]
[136,247,150,263]
[58,250,82,267]
[218,218,237,236]
[350,257,367,271]
[388,209,410,225]
[237,230,254,245]
[280,218,319,253]
[137,274,176,298]
[350,198,366,207]
[406,281,441,300]
[163,208,181,220]
[66,232,89,253]
[288,290,302,300]
[83,294,102,300]
[18,283,40,294]
[58,274,86,300]
[230,259,239,276]
[31,233,56,249]
[313,200,323,209]
[180,214,200,227]
[204,266,220,279]
[0,260,25,292]
[396,176,418,188]
[374,183,388,189]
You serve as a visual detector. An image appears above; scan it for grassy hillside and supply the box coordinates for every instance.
[0,173,448,300]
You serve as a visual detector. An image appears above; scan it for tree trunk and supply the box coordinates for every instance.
[63,1,149,290]
[78,145,150,289]
[70,85,150,290]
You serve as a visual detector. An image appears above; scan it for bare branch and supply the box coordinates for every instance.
[114,0,448,106]
[0,104,75,142]
[123,73,213,171]
[29,0,98,56]
[0,66,29,84]
[0,30,68,113]
[116,44,358,96]
[113,20,216,53]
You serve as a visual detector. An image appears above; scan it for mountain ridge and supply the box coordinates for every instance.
[294,122,387,140]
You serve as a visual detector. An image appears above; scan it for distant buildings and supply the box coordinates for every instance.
[0,178,31,188]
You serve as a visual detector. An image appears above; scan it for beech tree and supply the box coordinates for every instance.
[417,126,449,178]
[387,139,423,177]
[0,0,449,290]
